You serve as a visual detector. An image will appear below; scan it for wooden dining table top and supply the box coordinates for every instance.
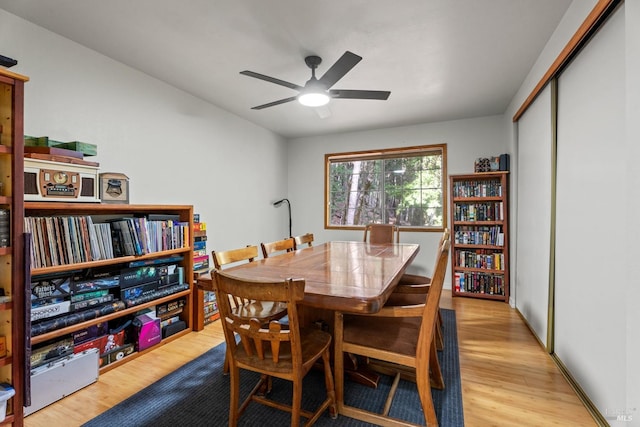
[197,241,420,314]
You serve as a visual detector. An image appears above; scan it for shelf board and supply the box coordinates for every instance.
[25,202,193,216]
[453,220,504,226]
[31,247,191,276]
[0,196,11,205]
[453,244,504,250]
[453,196,503,202]
[204,312,220,325]
[0,301,12,311]
[31,289,192,345]
[0,354,12,367]
[0,247,11,256]
[0,413,14,425]
[452,291,506,301]
[453,266,505,274]
[0,145,11,154]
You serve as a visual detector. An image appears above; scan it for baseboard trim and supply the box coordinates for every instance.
[550,354,609,427]
[515,308,607,426]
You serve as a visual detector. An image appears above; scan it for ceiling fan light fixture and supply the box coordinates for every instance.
[298,91,330,107]
[241,51,389,110]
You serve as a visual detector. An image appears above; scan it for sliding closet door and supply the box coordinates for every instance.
[515,85,552,348]
[555,4,625,416]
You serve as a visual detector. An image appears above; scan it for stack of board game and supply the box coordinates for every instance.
[193,214,218,324]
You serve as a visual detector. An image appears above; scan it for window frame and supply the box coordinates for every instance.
[324,144,448,232]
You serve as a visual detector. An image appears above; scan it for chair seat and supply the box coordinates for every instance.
[398,273,431,286]
[385,292,427,306]
[343,315,421,358]
[235,328,332,375]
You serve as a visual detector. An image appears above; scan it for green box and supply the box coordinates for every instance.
[24,135,64,147]
[55,141,98,156]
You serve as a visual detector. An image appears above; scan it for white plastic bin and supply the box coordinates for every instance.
[0,383,15,421]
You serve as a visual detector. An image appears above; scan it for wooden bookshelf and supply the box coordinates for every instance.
[24,203,195,392]
[0,68,28,426]
[450,172,510,302]
[192,216,216,331]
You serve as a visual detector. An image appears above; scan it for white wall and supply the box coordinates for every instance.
[625,0,640,422]
[0,9,290,249]
[505,0,599,120]
[288,115,508,286]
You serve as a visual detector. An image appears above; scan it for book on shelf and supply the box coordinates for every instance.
[25,216,115,269]
[25,214,192,269]
[194,234,207,242]
[70,294,115,312]
[193,255,209,271]
[193,222,206,232]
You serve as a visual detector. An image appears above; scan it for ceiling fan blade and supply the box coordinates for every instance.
[251,96,298,110]
[330,89,391,100]
[240,70,303,91]
[317,51,362,88]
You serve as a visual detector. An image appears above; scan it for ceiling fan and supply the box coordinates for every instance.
[240,51,391,110]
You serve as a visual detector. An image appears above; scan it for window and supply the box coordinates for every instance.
[325,144,447,231]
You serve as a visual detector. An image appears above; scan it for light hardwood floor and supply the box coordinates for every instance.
[24,291,596,427]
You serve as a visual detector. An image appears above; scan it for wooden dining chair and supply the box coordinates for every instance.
[293,233,314,249]
[213,270,337,426]
[212,245,288,373]
[363,223,400,244]
[212,245,288,321]
[261,237,295,258]
[362,223,448,349]
[389,228,450,350]
[333,240,450,426]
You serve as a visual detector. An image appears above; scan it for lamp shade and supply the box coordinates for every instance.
[298,91,330,107]
[298,78,330,107]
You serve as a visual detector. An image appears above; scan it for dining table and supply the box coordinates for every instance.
[197,240,420,387]
[196,240,420,315]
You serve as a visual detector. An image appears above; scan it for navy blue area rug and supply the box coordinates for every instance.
[83,309,463,426]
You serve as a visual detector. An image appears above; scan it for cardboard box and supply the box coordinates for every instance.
[121,281,158,301]
[31,300,71,322]
[134,313,161,351]
[72,322,109,344]
[55,140,98,156]
[99,172,129,204]
[24,135,63,148]
[73,330,125,356]
[99,343,135,368]
[162,320,186,338]
[30,337,74,369]
[120,265,168,288]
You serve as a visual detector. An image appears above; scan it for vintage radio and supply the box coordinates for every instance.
[24,158,100,202]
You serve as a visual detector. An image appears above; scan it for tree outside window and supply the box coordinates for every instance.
[325,144,447,231]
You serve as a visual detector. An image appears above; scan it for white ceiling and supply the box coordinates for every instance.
[0,0,572,139]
